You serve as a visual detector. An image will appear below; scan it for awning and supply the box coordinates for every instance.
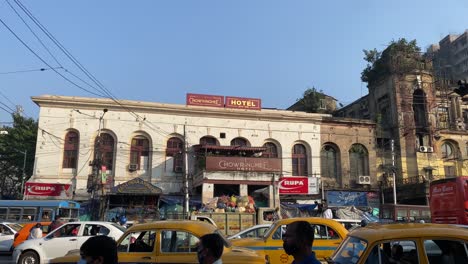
[110,178,163,195]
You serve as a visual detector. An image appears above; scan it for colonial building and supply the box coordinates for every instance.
[28,94,378,213]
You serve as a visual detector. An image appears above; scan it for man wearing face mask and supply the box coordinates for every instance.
[282,221,321,264]
[79,235,118,264]
[197,233,224,264]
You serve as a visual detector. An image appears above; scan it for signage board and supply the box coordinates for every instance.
[225,96,261,110]
[205,157,281,172]
[327,191,368,207]
[24,182,72,198]
[279,177,319,195]
[186,93,224,107]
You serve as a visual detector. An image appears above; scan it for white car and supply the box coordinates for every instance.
[0,222,22,252]
[227,224,271,240]
[13,221,125,264]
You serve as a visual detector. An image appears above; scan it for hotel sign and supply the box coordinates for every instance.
[186,93,262,110]
[206,157,281,172]
[186,93,224,107]
[225,96,261,110]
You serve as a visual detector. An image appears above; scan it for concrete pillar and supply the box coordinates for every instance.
[202,183,214,204]
[239,184,248,196]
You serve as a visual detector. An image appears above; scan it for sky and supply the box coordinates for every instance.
[1,0,468,124]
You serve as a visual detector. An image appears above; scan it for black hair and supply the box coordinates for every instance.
[289,221,315,246]
[80,235,118,264]
[200,233,224,259]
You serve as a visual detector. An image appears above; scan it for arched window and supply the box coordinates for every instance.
[292,144,308,176]
[349,144,369,182]
[167,137,184,172]
[231,137,249,147]
[321,144,339,179]
[130,136,150,170]
[200,136,219,146]
[262,142,278,158]
[413,89,428,129]
[63,131,79,169]
[96,133,115,170]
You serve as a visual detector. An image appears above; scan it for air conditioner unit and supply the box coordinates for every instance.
[174,166,183,173]
[128,164,138,171]
[419,146,428,153]
[358,176,371,185]
[426,147,434,153]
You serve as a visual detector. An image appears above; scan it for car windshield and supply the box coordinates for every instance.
[330,236,367,264]
[7,223,22,232]
[111,223,127,232]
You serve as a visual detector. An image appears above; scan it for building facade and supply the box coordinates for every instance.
[29,95,378,210]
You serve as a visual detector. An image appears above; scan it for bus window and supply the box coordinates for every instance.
[396,209,407,222]
[70,209,79,219]
[7,208,22,221]
[0,208,6,220]
[58,208,71,218]
[22,208,37,221]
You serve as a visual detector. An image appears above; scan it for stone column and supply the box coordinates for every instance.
[239,184,248,196]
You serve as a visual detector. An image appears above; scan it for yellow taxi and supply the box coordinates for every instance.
[230,217,348,264]
[328,223,468,264]
[50,220,266,264]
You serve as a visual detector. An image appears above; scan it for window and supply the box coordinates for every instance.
[444,166,456,178]
[319,99,327,109]
[96,133,115,170]
[166,137,184,172]
[262,142,278,158]
[271,225,286,240]
[321,144,339,179]
[83,224,110,236]
[363,240,419,264]
[130,136,150,170]
[50,224,81,238]
[230,137,249,146]
[118,230,156,253]
[332,237,367,264]
[413,89,428,129]
[22,208,36,221]
[6,208,21,221]
[160,230,199,253]
[0,224,13,235]
[200,136,218,146]
[424,240,468,264]
[438,107,449,129]
[349,144,369,183]
[314,224,340,240]
[441,142,454,158]
[239,227,269,239]
[292,144,308,176]
[0,208,7,220]
[62,131,79,169]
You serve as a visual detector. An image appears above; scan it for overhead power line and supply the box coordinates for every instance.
[0,67,62,75]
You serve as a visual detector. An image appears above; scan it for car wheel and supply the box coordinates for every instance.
[18,251,39,264]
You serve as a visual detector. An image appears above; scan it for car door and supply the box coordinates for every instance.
[312,224,343,259]
[157,229,200,263]
[266,224,291,264]
[40,223,80,260]
[0,224,14,251]
[117,230,157,263]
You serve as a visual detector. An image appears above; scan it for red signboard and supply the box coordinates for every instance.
[205,157,281,172]
[24,182,72,198]
[279,177,319,195]
[186,93,224,107]
[225,96,261,110]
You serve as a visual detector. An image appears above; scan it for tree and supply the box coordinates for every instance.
[361,38,423,85]
[296,87,326,113]
[0,113,38,199]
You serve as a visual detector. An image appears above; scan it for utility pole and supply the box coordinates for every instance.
[391,139,397,205]
[90,109,108,220]
[183,124,190,219]
[20,150,27,199]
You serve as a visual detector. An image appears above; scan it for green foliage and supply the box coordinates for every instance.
[297,87,325,113]
[0,113,38,199]
[361,38,423,85]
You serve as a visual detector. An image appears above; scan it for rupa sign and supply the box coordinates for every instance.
[186,93,261,110]
[24,182,72,198]
[279,177,319,195]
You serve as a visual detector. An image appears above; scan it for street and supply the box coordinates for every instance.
[0,254,12,264]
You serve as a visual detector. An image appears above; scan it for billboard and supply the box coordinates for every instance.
[186,93,224,107]
[225,96,261,110]
[279,177,319,195]
[205,157,281,172]
[327,191,369,207]
[24,182,72,199]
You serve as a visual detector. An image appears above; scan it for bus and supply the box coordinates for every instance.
[0,200,80,223]
[429,176,468,225]
[379,204,431,223]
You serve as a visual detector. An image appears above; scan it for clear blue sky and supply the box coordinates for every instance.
[1,0,467,123]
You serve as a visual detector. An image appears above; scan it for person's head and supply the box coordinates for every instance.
[282,221,314,257]
[391,244,403,260]
[35,223,42,228]
[80,235,117,264]
[119,215,127,225]
[197,233,224,264]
